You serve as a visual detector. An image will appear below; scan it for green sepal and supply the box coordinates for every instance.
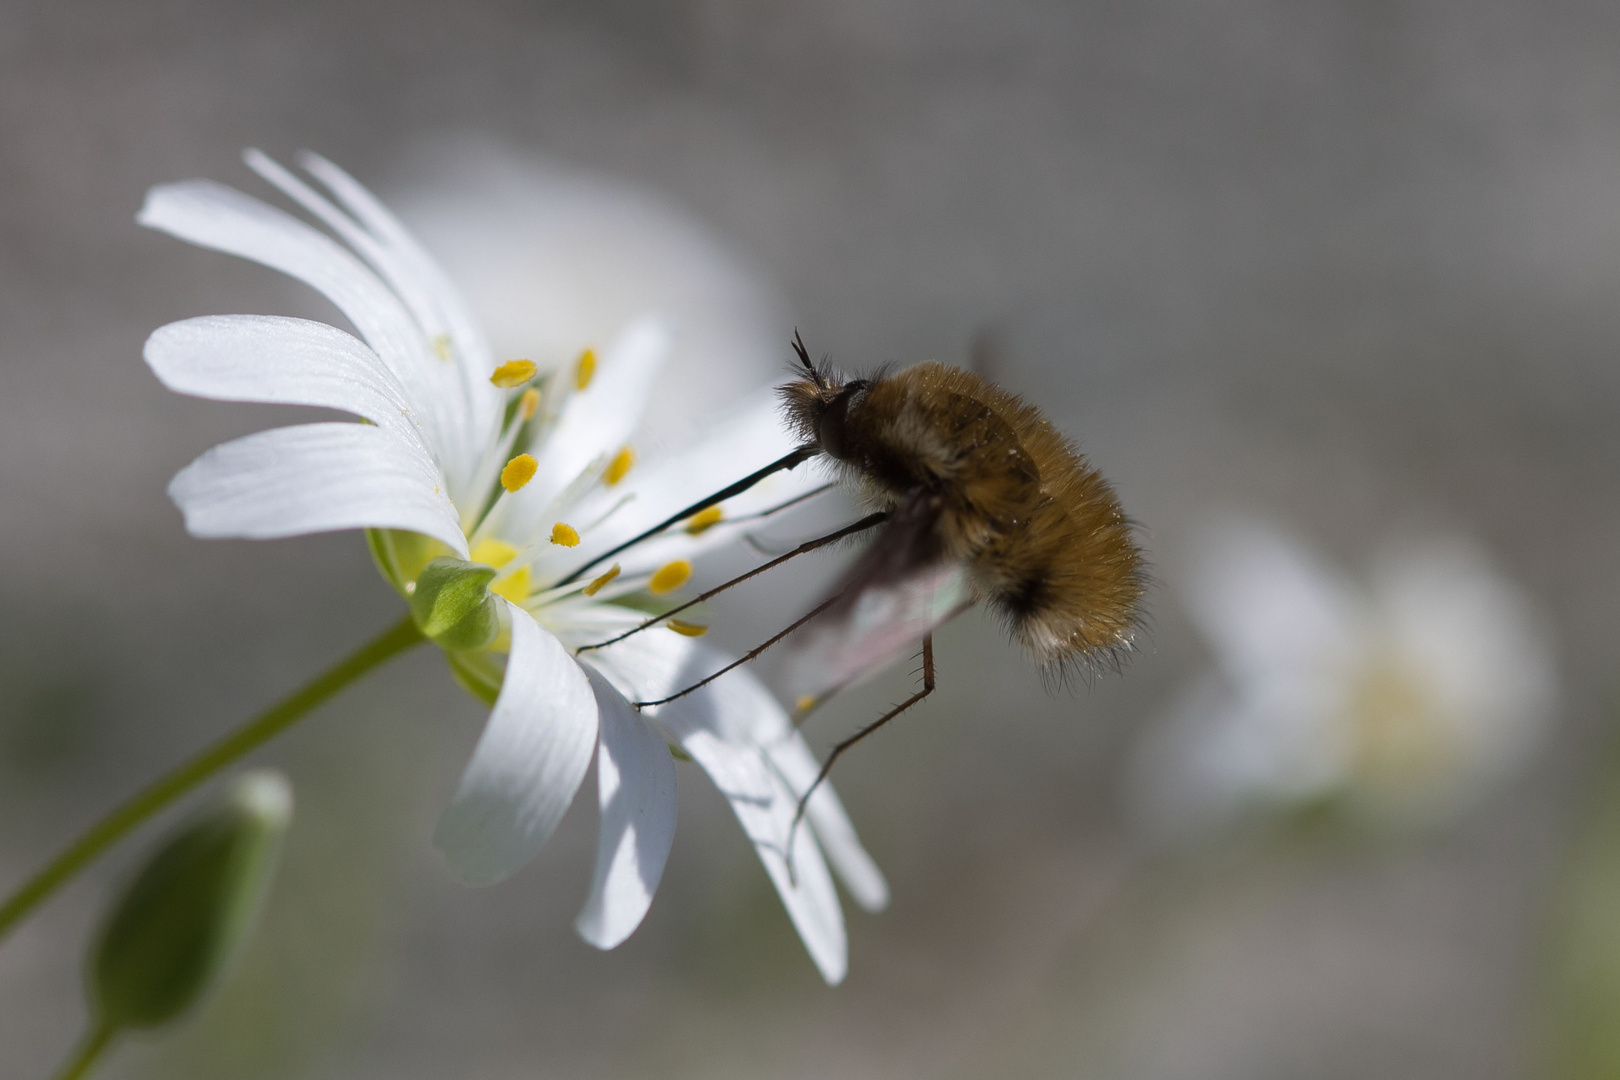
[409,557,501,651]
[446,648,505,706]
[90,770,292,1032]
[366,528,451,598]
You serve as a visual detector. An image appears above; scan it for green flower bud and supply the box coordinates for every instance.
[90,770,292,1032]
[366,528,451,598]
[409,557,501,651]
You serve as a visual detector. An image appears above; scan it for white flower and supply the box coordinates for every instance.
[138,149,887,983]
[1127,517,1557,841]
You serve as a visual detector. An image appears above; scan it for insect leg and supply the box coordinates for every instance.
[576,511,887,655]
[631,593,845,708]
[550,445,818,587]
[785,635,935,872]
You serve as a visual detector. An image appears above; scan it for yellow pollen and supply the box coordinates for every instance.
[582,564,621,597]
[574,348,597,390]
[490,359,537,388]
[470,538,520,568]
[431,334,453,361]
[795,696,818,714]
[604,446,635,486]
[550,522,581,547]
[684,505,724,535]
[667,620,709,637]
[518,387,541,420]
[492,566,532,604]
[501,454,538,492]
[648,560,692,595]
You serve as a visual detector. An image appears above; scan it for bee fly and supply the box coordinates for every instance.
[570,333,1144,842]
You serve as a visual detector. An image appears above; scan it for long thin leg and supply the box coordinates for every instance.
[551,445,818,588]
[576,511,887,655]
[786,635,935,867]
[632,593,845,709]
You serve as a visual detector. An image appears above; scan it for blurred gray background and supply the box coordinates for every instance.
[3,1,1620,1077]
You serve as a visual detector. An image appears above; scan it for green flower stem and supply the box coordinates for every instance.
[50,1019,115,1080]
[0,615,425,947]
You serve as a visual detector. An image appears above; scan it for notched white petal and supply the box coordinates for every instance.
[145,315,423,443]
[435,605,598,886]
[657,655,849,985]
[167,422,467,556]
[574,674,678,950]
[506,316,669,525]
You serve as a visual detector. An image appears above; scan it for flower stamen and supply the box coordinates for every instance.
[574,348,597,391]
[603,446,635,487]
[667,620,708,637]
[501,454,538,492]
[648,560,692,595]
[489,359,538,388]
[684,506,724,535]
[551,523,581,547]
[582,564,621,597]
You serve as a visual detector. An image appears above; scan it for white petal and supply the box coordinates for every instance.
[299,152,499,390]
[245,150,502,455]
[138,179,466,474]
[1371,536,1556,779]
[167,422,467,555]
[574,674,678,949]
[565,390,829,575]
[761,730,890,913]
[1183,517,1363,685]
[658,665,848,984]
[145,315,424,445]
[575,626,697,707]
[668,650,888,912]
[504,316,669,526]
[434,605,598,885]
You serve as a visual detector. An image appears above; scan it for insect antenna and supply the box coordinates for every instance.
[786,635,937,882]
[729,482,836,525]
[550,445,818,588]
[575,511,888,655]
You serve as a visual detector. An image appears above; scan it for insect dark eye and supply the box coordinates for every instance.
[818,387,859,459]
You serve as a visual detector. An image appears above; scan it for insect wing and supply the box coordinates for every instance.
[783,490,972,703]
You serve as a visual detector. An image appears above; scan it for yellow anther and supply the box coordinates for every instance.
[490,359,537,388]
[518,387,541,420]
[501,454,538,492]
[604,446,635,487]
[550,522,581,547]
[492,566,532,604]
[582,563,621,597]
[648,560,692,595]
[431,334,453,361]
[667,620,709,637]
[795,696,818,714]
[684,505,724,535]
[470,538,520,568]
[574,347,597,390]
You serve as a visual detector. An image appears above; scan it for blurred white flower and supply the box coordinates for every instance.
[392,138,792,447]
[1127,517,1557,842]
[138,150,885,983]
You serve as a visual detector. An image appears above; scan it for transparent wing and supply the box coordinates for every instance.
[782,489,973,705]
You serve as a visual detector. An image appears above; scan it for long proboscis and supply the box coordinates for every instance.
[550,445,818,588]
[576,511,888,655]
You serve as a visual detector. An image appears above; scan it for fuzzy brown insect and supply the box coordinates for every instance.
[778,335,1144,689]
[570,332,1145,848]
